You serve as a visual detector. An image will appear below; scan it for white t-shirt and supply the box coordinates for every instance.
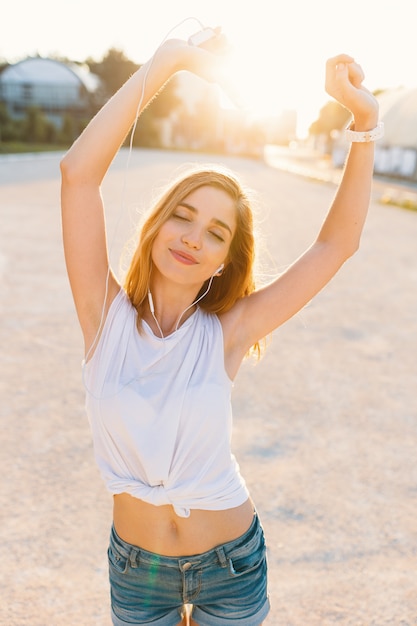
[83,289,249,518]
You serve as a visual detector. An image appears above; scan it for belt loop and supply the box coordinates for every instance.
[129,548,139,569]
[216,546,228,568]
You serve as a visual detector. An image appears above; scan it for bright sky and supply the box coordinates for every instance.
[2,0,415,136]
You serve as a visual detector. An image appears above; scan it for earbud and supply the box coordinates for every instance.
[147,290,155,314]
[214,263,224,276]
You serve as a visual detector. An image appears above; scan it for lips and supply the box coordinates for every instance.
[169,249,199,265]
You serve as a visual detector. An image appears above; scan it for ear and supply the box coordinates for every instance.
[214,263,225,276]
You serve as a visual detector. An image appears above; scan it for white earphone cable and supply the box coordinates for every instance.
[82,16,207,368]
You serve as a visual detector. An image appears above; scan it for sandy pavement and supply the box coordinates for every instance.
[1,148,416,625]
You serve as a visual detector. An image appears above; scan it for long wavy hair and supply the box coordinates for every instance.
[123,164,262,356]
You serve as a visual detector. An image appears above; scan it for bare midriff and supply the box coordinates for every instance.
[113,494,255,557]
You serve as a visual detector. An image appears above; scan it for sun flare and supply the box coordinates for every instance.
[215,48,322,139]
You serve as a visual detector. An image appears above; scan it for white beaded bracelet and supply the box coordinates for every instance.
[345,121,384,143]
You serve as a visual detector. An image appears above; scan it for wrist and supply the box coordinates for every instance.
[351,113,379,133]
[345,120,384,143]
[151,40,190,76]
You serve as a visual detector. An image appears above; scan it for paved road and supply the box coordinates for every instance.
[1,149,416,625]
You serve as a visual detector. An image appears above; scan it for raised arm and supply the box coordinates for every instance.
[224,54,380,360]
[60,33,225,351]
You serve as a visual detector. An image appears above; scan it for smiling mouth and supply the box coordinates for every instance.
[170,249,198,265]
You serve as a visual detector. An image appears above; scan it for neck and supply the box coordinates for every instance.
[146,275,214,338]
[147,291,197,337]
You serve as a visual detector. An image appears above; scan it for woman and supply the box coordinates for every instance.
[60,27,380,626]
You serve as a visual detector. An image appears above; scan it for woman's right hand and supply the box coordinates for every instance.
[156,28,230,86]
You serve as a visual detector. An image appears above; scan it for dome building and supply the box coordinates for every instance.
[0,56,102,129]
[378,86,417,147]
[373,86,417,180]
[331,85,417,182]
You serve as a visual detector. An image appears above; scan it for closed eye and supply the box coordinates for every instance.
[209,231,225,242]
[172,213,190,222]
[173,208,227,243]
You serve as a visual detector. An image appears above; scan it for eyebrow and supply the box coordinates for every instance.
[178,202,233,236]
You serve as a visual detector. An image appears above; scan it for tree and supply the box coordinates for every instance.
[0,102,23,143]
[23,106,47,143]
[60,114,76,145]
[0,102,9,128]
[309,100,351,139]
[86,48,139,97]
[86,48,183,148]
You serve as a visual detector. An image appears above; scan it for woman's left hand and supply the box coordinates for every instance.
[325,54,379,130]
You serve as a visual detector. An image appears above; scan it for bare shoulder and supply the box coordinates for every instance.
[218,299,250,379]
[81,274,121,356]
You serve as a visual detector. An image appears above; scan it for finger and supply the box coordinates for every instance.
[347,61,365,88]
[326,53,355,71]
[204,32,230,55]
[325,53,354,93]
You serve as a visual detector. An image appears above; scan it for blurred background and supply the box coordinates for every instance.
[2,4,417,623]
[1,0,417,185]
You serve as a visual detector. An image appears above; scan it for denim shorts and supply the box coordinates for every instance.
[108,511,270,626]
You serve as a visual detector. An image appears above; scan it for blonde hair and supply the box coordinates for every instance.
[124,164,262,356]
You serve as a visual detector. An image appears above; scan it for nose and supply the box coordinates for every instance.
[181,225,202,249]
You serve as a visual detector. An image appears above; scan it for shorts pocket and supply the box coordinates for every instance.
[227,529,267,577]
[108,542,129,575]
